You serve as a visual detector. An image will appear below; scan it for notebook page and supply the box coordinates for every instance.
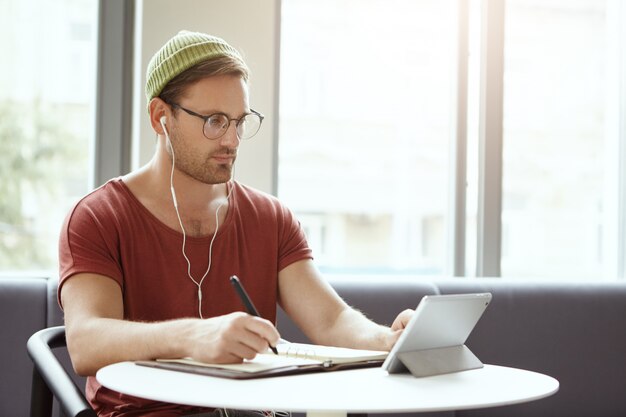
[277,342,388,363]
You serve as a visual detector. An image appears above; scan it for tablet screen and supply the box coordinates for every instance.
[382,292,492,374]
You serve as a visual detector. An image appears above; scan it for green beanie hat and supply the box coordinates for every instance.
[145,30,245,105]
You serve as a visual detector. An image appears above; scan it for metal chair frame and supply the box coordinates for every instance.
[27,326,96,417]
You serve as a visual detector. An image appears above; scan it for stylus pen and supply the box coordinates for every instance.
[229,275,279,355]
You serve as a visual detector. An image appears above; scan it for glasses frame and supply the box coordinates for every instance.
[166,102,264,140]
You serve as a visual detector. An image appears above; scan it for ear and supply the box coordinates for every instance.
[148,97,170,135]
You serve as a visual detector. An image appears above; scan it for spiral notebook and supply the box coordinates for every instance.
[136,342,388,379]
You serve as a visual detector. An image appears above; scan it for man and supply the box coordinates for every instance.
[59,30,413,417]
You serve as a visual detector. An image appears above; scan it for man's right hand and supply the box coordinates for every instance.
[185,312,281,363]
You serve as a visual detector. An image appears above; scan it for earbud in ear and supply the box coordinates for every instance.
[160,116,169,137]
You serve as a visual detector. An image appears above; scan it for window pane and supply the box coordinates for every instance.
[501,0,610,278]
[279,0,456,274]
[0,0,96,271]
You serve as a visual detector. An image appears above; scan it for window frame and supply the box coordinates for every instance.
[93,0,135,188]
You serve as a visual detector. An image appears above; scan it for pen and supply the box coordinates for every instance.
[229,275,279,355]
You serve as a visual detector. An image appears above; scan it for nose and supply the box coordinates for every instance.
[219,123,240,148]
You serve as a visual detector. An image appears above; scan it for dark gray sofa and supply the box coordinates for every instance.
[2,274,626,417]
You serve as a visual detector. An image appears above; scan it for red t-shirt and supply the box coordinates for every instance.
[58,178,313,416]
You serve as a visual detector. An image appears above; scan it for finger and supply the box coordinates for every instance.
[228,340,264,361]
[244,316,281,348]
[219,352,245,364]
[391,309,414,331]
[221,315,277,355]
[235,327,273,355]
[210,328,264,362]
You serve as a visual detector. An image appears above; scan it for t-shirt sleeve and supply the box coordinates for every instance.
[58,199,124,308]
[276,203,314,271]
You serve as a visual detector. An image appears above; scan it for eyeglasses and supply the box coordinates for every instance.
[168,102,264,140]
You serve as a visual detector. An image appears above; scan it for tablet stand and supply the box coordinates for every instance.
[396,345,483,377]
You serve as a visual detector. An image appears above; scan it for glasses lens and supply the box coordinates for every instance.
[237,113,262,140]
[203,114,229,139]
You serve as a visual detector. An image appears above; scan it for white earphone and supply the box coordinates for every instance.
[160,116,168,134]
[160,112,233,319]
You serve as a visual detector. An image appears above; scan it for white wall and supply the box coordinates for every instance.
[133,0,280,194]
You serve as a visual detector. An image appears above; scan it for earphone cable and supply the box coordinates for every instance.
[166,128,233,319]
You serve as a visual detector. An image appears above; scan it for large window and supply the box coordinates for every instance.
[280,0,626,279]
[0,0,97,271]
[499,0,612,278]
[278,0,457,275]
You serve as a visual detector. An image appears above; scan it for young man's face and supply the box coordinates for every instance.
[167,74,249,185]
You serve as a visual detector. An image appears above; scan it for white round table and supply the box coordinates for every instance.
[97,362,559,417]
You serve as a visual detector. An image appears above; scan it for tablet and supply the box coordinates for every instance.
[382,292,492,374]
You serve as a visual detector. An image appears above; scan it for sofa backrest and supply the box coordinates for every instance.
[0,277,50,417]
[5,274,626,417]
[0,276,84,417]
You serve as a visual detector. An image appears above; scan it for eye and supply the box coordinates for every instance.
[207,114,228,129]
